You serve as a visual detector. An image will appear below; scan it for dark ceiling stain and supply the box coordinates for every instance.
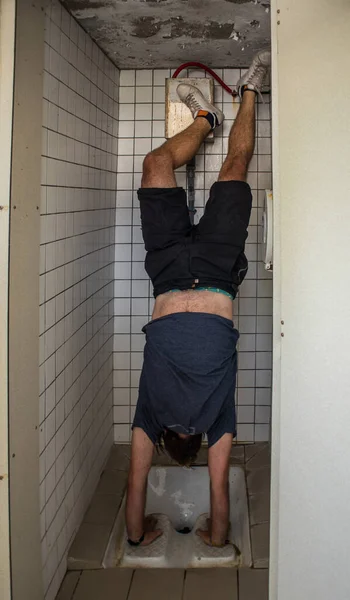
[250,19,260,28]
[132,16,163,38]
[61,0,113,9]
[133,16,238,40]
[205,21,236,39]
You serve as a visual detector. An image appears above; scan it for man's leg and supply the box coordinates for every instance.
[141,118,211,188]
[218,90,256,183]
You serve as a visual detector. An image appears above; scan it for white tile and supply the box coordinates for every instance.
[238,334,255,352]
[134,138,152,155]
[255,388,271,406]
[238,352,255,370]
[257,297,273,315]
[130,388,138,406]
[256,334,272,351]
[257,120,270,138]
[152,103,165,120]
[116,191,133,208]
[135,103,152,120]
[153,86,165,103]
[238,370,255,388]
[113,406,130,424]
[136,70,152,86]
[116,207,132,225]
[113,370,130,388]
[132,261,148,279]
[117,155,133,173]
[132,280,149,297]
[136,86,152,103]
[131,297,148,316]
[154,69,170,85]
[130,370,141,388]
[256,352,272,369]
[239,280,257,298]
[131,352,143,370]
[237,405,255,424]
[114,262,132,279]
[114,281,131,299]
[258,137,271,155]
[152,121,165,137]
[132,244,146,262]
[237,388,255,406]
[254,424,270,442]
[131,334,145,352]
[115,225,132,243]
[114,297,131,315]
[119,120,135,138]
[113,334,131,351]
[239,298,257,316]
[119,86,135,103]
[223,68,241,85]
[113,388,130,406]
[114,424,130,442]
[120,70,135,86]
[258,154,272,172]
[117,173,133,190]
[222,102,239,120]
[115,243,132,262]
[135,120,152,138]
[237,424,254,443]
[118,138,134,155]
[255,370,272,387]
[119,104,135,120]
[255,406,271,424]
[257,279,273,298]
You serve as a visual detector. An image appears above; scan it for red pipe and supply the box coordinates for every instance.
[172,62,237,97]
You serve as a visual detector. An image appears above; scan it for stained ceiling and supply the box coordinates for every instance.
[61,0,271,68]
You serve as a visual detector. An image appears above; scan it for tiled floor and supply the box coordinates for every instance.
[57,443,270,599]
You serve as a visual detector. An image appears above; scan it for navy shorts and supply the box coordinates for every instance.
[138,180,252,298]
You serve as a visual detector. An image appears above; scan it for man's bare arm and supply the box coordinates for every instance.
[197,433,232,546]
[126,427,162,546]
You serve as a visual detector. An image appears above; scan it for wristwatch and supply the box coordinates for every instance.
[127,533,145,546]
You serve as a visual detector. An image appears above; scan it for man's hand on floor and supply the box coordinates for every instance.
[140,515,163,546]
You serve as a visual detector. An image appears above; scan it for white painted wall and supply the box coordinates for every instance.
[270,0,350,598]
[0,2,15,599]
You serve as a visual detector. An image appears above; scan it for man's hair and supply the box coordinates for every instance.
[158,428,202,466]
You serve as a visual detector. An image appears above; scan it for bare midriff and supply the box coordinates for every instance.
[152,289,233,322]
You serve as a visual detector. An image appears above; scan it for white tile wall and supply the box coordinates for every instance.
[40,2,118,598]
[113,68,272,444]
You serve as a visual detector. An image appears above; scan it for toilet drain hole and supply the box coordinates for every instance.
[176,526,192,534]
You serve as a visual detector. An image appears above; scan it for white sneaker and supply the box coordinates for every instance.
[177,83,224,129]
[237,50,271,100]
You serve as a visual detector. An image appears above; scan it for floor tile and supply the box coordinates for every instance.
[239,568,269,600]
[67,523,112,569]
[249,492,270,526]
[246,466,271,497]
[230,445,245,464]
[128,569,185,600]
[96,470,128,495]
[105,445,131,471]
[73,569,133,600]
[55,571,81,600]
[84,493,122,526]
[251,523,270,568]
[245,443,270,469]
[183,569,238,600]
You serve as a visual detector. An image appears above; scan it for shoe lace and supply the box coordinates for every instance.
[185,92,202,113]
[246,62,266,103]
